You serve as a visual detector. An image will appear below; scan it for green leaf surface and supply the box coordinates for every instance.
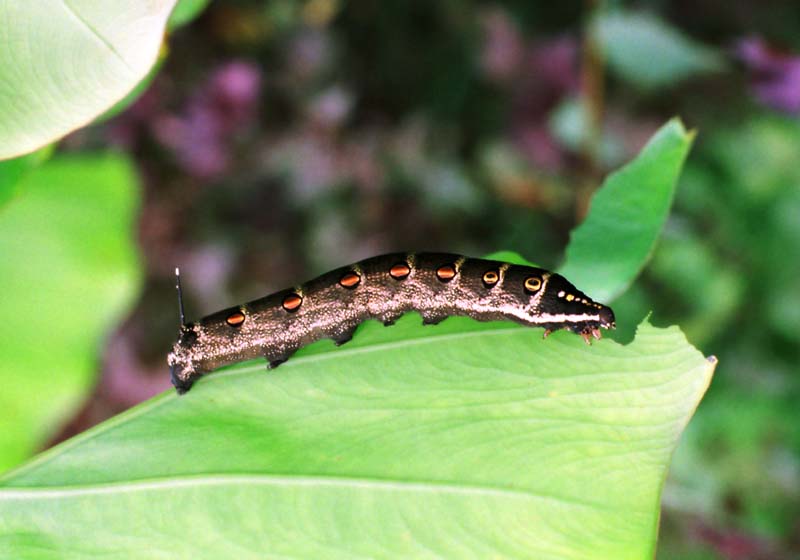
[0,314,714,559]
[593,12,725,89]
[0,153,142,473]
[0,1,177,160]
[560,118,694,302]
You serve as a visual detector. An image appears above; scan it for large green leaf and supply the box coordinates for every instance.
[0,153,141,473]
[0,312,713,559]
[0,1,177,160]
[560,118,694,302]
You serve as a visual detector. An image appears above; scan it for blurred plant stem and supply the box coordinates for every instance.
[578,0,606,220]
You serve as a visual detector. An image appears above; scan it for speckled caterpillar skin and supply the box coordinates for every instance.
[168,252,615,393]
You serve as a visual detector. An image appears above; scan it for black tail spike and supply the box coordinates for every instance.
[175,267,186,328]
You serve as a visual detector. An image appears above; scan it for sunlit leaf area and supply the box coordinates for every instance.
[1,1,798,558]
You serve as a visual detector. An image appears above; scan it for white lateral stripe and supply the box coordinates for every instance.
[479,302,601,324]
[527,312,601,323]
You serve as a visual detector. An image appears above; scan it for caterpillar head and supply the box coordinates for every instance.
[168,324,200,394]
[525,272,616,337]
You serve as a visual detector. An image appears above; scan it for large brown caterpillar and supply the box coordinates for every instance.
[168,252,616,393]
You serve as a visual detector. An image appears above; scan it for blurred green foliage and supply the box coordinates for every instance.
[651,115,800,543]
[0,154,142,472]
[168,0,212,30]
[0,147,52,208]
[594,12,726,89]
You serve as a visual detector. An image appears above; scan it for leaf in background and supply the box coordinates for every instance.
[593,11,725,89]
[559,118,695,302]
[0,1,177,160]
[0,154,142,473]
[0,314,713,559]
[168,0,211,30]
[549,96,626,167]
[0,147,52,209]
[483,250,534,266]
[648,230,745,346]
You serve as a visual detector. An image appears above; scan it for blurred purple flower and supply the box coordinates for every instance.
[280,136,341,201]
[514,125,566,171]
[287,30,331,84]
[150,61,262,179]
[526,36,579,95]
[510,36,580,171]
[692,521,774,560]
[307,86,354,130]
[183,245,236,309]
[471,10,576,175]
[737,37,800,115]
[109,61,262,179]
[208,61,263,128]
[479,7,524,82]
[478,11,582,172]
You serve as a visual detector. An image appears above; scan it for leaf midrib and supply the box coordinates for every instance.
[61,0,134,72]
[0,472,627,514]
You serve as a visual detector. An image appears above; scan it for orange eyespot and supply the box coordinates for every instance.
[339,272,361,288]
[524,277,542,293]
[482,270,499,287]
[226,311,246,327]
[436,265,456,282]
[390,263,411,279]
[282,293,303,312]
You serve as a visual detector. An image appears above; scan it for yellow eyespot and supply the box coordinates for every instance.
[524,277,542,293]
[482,270,499,287]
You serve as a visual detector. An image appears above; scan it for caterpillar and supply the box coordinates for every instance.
[168,252,616,394]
